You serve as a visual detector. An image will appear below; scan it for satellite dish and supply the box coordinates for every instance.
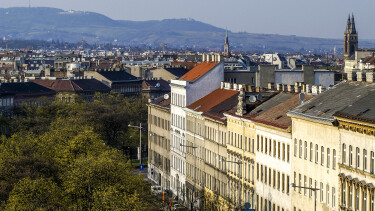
[257,94,262,101]
[155,83,160,87]
[299,93,305,101]
[164,94,169,100]
[249,96,257,103]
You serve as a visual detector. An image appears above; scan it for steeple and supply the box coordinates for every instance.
[350,13,356,34]
[344,13,358,59]
[223,28,230,57]
[345,15,350,34]
[225,29,229,44]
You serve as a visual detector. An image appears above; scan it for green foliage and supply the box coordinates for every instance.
[6,178,66,211]
[0,92,158,210]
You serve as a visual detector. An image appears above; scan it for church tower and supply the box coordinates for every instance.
[344,14,358,59]
[223,29,231,57]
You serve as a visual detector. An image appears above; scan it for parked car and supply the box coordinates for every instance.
[151,185,163,194]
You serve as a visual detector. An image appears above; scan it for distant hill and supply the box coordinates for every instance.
[0,7,374,52]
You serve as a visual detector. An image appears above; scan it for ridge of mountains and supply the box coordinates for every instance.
[0,7,373,52]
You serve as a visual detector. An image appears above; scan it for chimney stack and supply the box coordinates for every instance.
[366,72,374,83]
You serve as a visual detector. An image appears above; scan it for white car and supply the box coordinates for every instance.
[151,185,162,194]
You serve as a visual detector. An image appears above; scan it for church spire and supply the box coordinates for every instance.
[223,28,230,57]
[345,14,350,34]
[350,13,357,34]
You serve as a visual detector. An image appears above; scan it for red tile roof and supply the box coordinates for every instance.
[187,88,239,121]
[179,62,218,82]
[252,94,315,129]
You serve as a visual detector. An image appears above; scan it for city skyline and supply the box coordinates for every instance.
[0,0,374,40]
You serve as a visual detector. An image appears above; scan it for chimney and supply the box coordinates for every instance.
[276,83,282,91]
[305,84,311,93]
[235,87,246,116]
[319,86,325,94]
[347,71,353,81]
[287,85,294,93]
[366,72,374,83]
[311,85,318,95]
[357,72,363,82]
[295,86,301,93]
[268,82,274,90]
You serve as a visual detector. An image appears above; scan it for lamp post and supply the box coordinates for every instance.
[290,183,319,211]
[180,143,198,210]
[220,158,242,210]
[128,123,143,166]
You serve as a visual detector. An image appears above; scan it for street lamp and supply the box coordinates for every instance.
[290,183,319,211]
[180,143,197,210]
[128,123,143,166]
[220,158,242,209]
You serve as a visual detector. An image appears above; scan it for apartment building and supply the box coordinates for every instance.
[169,62,224,203]
[334,92,375,211]
[185,86,239,210]
[148,94,171,190]
[287,81,375,211]
[253,93,314,211]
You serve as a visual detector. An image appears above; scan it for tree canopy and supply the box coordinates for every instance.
[0,93,158,210]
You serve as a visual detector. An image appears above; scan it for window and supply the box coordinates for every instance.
[349,185,353,208]
[355,187,359,211]
[364,149,367,171]
[273,140,277,158]
[326,184,329,205]
[356,147,360,169]
[304,175,307,195]
[363,190,367,211]
[320,182,324,203]
[349,145,353,167]
[286,175,290,195]
[341,183,347,206]
[282,173,285,193]
[321,146,324,165]
[371,151,375,173]
[309,178,312,198]
[287,144,290,163]
[315,145,319,163]
[327,148,330,168]
[310,142,313,162]
[264,166,267,184]
[269,139,272,156]
[257,135,259,151]
[304,141,307,160]
[299,140,302,158]
[282,143,286,161]
[265,138,268,154]
[343,144,347,164]
[261,136,264,152]
[294,139,297,157]
[278,142,281,159]
[333,149,336,170]
[298,174,301,193]
[277,172,280,190]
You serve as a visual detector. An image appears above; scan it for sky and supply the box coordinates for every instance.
[0,0,374,40]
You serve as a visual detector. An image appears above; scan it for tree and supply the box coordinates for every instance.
[6,178,66,210]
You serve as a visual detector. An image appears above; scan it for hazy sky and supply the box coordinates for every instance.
[1,0,374,39]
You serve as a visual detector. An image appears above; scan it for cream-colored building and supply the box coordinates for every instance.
[185,87,239,210]
[334,91,375,211]
[148,94,171,190]
[253,93,314,211]
[288,81,375,211]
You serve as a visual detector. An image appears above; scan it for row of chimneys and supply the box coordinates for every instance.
[268,82,325,95]
[347,71,374,83]
[1,78,30,83]
[221,82,264,92]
